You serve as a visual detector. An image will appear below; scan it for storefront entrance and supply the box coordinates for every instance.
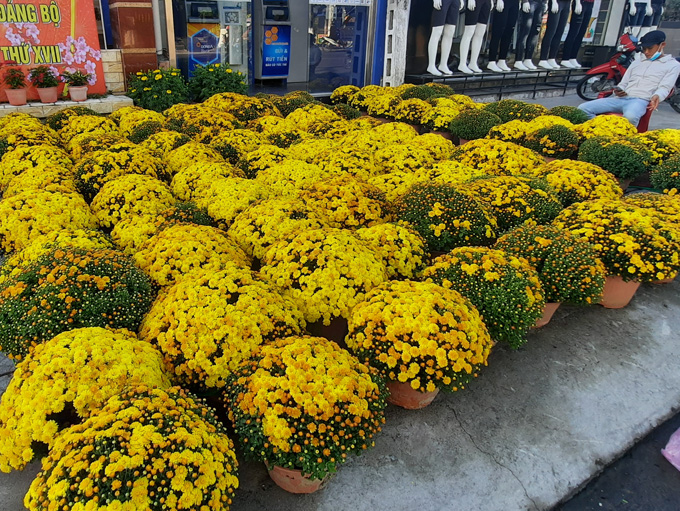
[167,0,375,94]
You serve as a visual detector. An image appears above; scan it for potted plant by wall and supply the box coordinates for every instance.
[28,65,60,103]
[3,67,27,106]
[61,69,91,102]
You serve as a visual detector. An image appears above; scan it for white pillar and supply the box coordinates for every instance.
[383,0,412,87]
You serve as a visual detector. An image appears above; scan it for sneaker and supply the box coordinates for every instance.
[487,61,503,73]
[514,61,529,71]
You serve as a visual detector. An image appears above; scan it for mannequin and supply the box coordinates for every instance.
[562,0,594,68]
[640,0,665,37]
[625,1,653,36]
[427,0,463,75]
[514,0,544,70]
[458,0,495,74]
[538,0,574,69]
[487,0,520,72]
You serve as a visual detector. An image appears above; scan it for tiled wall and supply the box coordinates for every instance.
[101,49,126,94]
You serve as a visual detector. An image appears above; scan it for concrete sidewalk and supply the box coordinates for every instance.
[1,94,680,511]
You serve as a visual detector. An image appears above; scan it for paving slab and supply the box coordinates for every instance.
[1,281,678,511]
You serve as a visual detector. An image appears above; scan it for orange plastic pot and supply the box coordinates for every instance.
[268,465,328,494]
[600,275,640,309]
[387,380,439,409]
[533,302,561,328]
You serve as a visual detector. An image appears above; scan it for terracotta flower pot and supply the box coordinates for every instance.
[68,85,88,102]
[458,137,470,145]
[600,275,640,309]
[652,276,676,284]
[37,86,58,103]
[433,130,454,141]
[617,178,632,192]
[5,88,27,106]
[387,380,440,409]
[532,302,560,328]
[268,465,328,494]
[544,156,557,163]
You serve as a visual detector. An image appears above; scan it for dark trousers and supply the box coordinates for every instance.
[625,2,648,27]
[515,0,544,61]
[488,0,520,61]
[562,1,594,60]
[540,0,571,60]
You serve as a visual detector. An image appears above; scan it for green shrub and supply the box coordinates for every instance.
[524,125,580,159]
[650,154,680,191]
[46,106,99,131]
[578,136,653,180]
[549,105,590,124]
[449,109,502,140]
[332,103,362,120]
[484,99,547,122]
[400,85,438,100]
[127,68,189,112]
[128,121,165,144]
[188,63,248,102]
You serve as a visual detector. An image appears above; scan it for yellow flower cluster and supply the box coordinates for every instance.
[198,178,272,228]
[422,246,545,349]
[58,115,120,152]
[68,133,131,160]
[228,197,328,260]
[238,144,289,178]
[165,141,224,177]
[286,103,342,131]
[574,114,637,139]
[330,84,360,104]
[392,98,433,124]
[625,192,680,232]
[116,108,165,137]
[165,104,239,144]
[4,163,76,197]
[0,144,72,190]
[0,189,98,252]
[261,228,388,323]
[91,174,176,228]
[203,92,281,121]
[355,222,428,279]
[140,129,191,155]
[171,160,241,201]
[368,170,426,202]
[346,280,493,392]
[224,335,386,480]
[134,223,251,287]
[0,118,59,151]
[374,143,435,173]
[411,132,455,160]
[140,267,304,388]
[75,146,167,201]
[209,128,264,163]
[451,139,545,175]
[529,159,622,206]
[426,160,486,187]
[298,176,392,229]
[0,327,170,472]
[0,228,113,284]
[553,199,680,281]
[25,385,239,511]
[315,146,378,181]
[285,137,338,163]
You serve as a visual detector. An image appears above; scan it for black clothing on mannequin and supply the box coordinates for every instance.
[464,0,492,25]
[432,0,462,26]
[488,0,520,61]
[540,0,571,60]
[562,0,595,60]
[515,0,544,61]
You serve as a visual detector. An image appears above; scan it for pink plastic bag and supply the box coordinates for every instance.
[661,427,680,472]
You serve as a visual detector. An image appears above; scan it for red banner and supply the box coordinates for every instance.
[0,0,107,100]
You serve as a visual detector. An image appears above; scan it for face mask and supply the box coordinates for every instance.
[649,50,662,61]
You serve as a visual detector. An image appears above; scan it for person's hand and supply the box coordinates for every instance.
[645,3,653,16]
[613,87,627,97]
[551,0,559,13]
[467,0,476,10]
[496,0,504,12]
[629,3,637,16]
[648,94,660,110]
[522,1,531,13]
[574,0,582,15]
[433,0,442,9]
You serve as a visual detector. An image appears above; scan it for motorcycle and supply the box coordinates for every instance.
[576,33,639,101]
[576,32,680,114]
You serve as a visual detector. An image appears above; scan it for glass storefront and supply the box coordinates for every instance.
[168,0,374,93]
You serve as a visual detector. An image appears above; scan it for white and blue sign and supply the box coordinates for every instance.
[189,28,220,73]
[261,24,291,78]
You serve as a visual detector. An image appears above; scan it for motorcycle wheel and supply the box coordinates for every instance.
[667,91,680,114]
[576,73,616,101]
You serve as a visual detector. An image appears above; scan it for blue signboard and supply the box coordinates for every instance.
[261,24,290,78]
[189,27,220,73]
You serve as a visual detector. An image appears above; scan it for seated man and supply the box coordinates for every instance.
[578,30,680,127]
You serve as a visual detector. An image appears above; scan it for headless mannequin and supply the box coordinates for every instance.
[538,0,573,70]
[514,0,544,70]
[562,0,592,68]
[459,0,496,74]
[625,1,653,37]
[427,0,463,75]
[639,0,665,38]
[487,0,521,72]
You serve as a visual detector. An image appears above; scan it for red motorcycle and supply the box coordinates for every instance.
[576,33,680,113]
[576,33,639,101]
